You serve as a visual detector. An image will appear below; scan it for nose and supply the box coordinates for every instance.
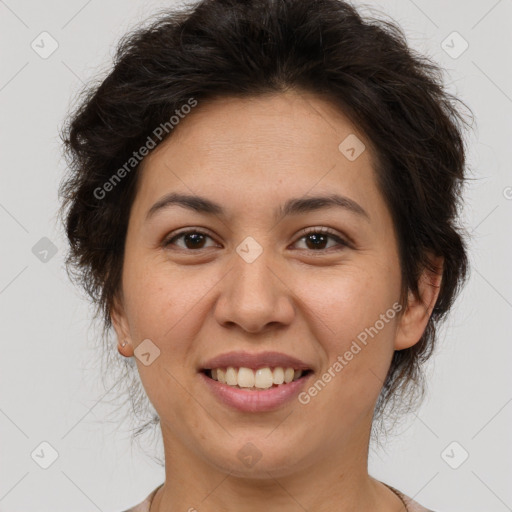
[213,246,295,334]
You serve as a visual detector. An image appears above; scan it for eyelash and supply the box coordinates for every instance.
[162,227,350,253]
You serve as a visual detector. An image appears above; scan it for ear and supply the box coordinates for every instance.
[111,294,134,356]
[394,254,444,351]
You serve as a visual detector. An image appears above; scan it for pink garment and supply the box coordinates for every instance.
[121,482,437,511]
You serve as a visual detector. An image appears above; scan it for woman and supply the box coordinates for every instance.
[59,0,472,510]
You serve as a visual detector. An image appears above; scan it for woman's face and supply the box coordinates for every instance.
[113,90,433,478]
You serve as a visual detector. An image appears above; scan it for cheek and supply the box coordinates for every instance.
[296,262,400,415]
[120,259,206,415]
[297,270,399,424]
[316,265,400,394]
[299,262,400,348]
[121,255,217,349]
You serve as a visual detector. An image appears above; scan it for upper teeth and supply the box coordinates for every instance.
[210,367,304,389]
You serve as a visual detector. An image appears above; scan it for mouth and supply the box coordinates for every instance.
[198,351,314,411]
[201,366,313,391]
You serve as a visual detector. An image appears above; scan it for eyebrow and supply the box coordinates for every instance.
[146,192,370,222]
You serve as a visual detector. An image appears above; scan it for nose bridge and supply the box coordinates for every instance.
[232,237,278,308]
[214,236,294,332]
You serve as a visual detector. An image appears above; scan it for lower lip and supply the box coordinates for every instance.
[199,372,312,412]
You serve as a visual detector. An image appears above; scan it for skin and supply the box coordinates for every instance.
[112,89,442,511]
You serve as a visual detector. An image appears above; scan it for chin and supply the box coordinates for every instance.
[202,435,314,479]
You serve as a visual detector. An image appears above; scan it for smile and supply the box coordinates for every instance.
[203,366,311,390]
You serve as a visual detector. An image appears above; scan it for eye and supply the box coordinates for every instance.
[162,229,219,250]
[292,227,349,252]
[162,227,350,252]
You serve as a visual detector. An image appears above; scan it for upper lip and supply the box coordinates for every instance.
[200,351,312,371]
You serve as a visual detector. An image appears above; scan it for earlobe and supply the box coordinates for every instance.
[111,295,133,356]
[394,255,444,351]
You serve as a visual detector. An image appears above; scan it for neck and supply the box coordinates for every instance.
[150,422,405,512]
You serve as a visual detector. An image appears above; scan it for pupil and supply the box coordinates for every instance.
[185,233,205,249]
[307,233,327,250]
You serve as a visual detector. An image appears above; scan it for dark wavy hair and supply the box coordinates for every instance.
[59,0,472,451]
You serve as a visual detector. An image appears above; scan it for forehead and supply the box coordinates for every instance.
[132,90,383,221]
[149,91,371,162]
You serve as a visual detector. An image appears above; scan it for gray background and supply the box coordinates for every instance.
[1,0,511,511]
